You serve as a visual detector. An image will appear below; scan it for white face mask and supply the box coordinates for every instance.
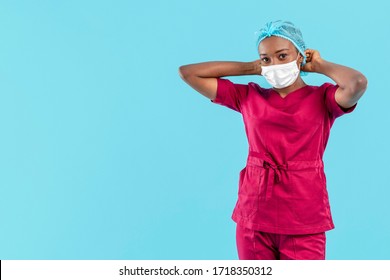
[261,54,301,89]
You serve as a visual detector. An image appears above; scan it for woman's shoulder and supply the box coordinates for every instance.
[247,81,271,93]
[302,83,338,96]
[311,82,337,91]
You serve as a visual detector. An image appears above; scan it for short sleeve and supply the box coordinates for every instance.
[210,78,249,113]
[323,83,357,119]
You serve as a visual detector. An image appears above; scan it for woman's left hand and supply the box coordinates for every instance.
[301,49,323,73]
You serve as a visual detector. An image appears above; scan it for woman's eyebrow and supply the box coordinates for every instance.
[275,48,290,53]
[260,48,290,56]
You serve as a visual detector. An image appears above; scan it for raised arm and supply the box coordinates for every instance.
[302,49,368,109]
[178,61,261,100]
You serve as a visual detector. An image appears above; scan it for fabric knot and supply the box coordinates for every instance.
[264,22,279,37]
[262,152,286,200]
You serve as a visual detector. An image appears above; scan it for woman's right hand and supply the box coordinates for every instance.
[252,59,262,75]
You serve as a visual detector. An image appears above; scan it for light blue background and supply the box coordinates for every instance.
[0,0,389,260]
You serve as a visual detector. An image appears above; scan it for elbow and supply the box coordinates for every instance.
[346,74,368,99]
[354,74,368,95]
[178,65,191,81]
[338,74,368,107]
[178,65,186,79]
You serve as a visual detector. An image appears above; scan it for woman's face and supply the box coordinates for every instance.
[258,36,302,66]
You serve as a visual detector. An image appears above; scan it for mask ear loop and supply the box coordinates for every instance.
[295,52,302,71]
[296,52,308,76]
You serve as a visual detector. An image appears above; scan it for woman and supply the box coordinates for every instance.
[178,20,367,260]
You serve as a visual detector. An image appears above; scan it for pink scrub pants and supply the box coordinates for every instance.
[236,224,326,260]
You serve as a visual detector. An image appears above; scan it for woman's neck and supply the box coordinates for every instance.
[273,77,307,97]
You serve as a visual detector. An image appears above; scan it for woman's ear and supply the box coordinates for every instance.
[298,53,305,67]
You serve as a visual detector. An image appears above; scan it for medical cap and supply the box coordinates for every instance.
[256,20,306,63]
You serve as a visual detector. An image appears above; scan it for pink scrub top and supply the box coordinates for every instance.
[211,78,356,235]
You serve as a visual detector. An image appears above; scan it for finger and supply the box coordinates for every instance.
[305,49,313,56]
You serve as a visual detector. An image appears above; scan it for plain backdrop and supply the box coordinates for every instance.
[0,0,389,259]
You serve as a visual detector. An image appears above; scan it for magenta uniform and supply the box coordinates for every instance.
[211,78,356,258]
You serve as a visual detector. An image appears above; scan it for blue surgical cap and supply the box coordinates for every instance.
[256,20,306,64]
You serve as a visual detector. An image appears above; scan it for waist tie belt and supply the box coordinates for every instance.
[248,151,324,201]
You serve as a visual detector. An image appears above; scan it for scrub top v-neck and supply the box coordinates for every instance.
[211,78,356,235]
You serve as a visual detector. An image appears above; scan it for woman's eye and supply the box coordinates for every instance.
[279,53,287,59]
[261,57,269,63]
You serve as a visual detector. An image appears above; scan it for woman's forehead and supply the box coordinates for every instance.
[258,36,295,55]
